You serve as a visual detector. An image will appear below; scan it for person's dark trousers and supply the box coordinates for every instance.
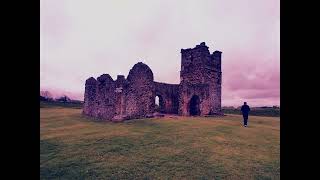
[243,115,248,126]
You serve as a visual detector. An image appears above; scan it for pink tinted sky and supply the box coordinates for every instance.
[40,0,279,107]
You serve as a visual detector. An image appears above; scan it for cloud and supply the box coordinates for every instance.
[40,0,279,106]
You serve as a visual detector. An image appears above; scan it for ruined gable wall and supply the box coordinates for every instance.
[95,74,116,119]
[125,62,155,119]
[154,82,180,114]
[83,77,97,116]
[83,74,117,120]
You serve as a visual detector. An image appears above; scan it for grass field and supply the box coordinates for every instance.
[222,107,280,117]
[40,101,83,109]
[40,106,280,180]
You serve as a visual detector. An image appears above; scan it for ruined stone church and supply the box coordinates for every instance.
[83,42,222,121]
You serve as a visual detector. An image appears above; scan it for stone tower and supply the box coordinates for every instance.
[179,42,222,116]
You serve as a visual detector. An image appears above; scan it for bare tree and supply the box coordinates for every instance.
[56,95,71,102]
[40,90,54,101]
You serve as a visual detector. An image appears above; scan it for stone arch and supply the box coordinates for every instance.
[189,95,200,116]
[154,82,180,114]
[155,94,165,113]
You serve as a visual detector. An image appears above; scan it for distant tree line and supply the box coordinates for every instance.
[222,106,280,117]
[222,106,280,110]
[40,91,83,103]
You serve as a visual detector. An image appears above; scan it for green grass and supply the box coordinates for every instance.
[40,101,83,109]
[40,106,280,180]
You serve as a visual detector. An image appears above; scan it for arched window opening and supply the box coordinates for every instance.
[155,95,165,113]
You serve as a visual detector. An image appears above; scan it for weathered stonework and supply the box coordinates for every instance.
[83,42,222,121]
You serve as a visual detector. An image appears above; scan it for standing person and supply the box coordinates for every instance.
[241,102,250,127]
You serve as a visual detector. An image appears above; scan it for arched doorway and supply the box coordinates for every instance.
[155,95,165,113]
[189,95,200,116]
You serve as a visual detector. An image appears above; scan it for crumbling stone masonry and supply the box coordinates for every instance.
[83,42,222,121]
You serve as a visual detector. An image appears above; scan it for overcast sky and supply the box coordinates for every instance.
[40,0,280,107]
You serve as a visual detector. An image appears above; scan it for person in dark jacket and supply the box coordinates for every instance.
[241,102,250,127]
